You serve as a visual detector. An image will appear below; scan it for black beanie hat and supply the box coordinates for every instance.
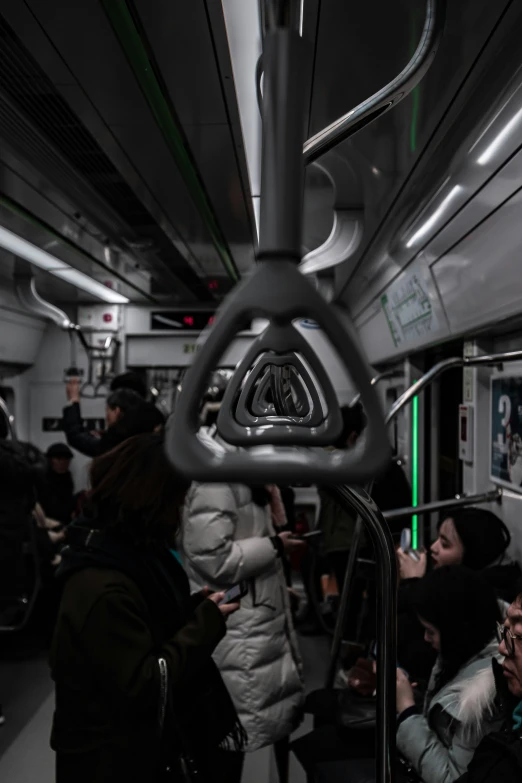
[446,507,510,570]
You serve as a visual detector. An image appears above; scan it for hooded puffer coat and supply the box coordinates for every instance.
[179,429,304,752]
[397,639,503,783]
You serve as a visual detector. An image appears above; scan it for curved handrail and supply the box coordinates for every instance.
[303,0,446,163]
[0,396,17,442]
[386,350,522,425]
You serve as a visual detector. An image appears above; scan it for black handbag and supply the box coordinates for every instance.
[158,657,201,783]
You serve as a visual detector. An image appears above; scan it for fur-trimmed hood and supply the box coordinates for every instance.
[456,663,498,729]
[426,639,501,728]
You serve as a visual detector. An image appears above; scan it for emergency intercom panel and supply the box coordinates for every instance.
[459,404,474,463]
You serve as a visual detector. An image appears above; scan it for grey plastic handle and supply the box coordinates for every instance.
[249,365,311,418]
[217,321,339,444]
[234,354,315,425]
[165,260,391,484]
[270,365,311,417]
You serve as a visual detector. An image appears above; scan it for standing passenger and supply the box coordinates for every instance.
[180,427,305,776]
[50,433,246,783]
[62,380,143,457]
[39,443,75,527]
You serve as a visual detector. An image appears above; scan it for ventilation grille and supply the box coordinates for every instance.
[0,14,212,300]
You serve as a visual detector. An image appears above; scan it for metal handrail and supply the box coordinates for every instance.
[303,0,445,163]
[383,488,502,523]
[386,350,522,425]
[326,348,522,697]
[327,485,397,782]
[0,396,17,442]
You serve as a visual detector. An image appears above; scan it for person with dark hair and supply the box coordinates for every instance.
[398,507,521,603]
[50,433,246,783]
[456,583,522,783]
[109,370,148,399]
[396,566,503,782]
[180,425,305,766]
[292,567,503,781]
[62,380,144,457]
[38,443,75,527]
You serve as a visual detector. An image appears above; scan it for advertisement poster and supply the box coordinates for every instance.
[491,376,522,492]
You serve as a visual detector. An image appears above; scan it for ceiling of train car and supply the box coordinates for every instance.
[310,0,516,313]
[1,0,519,319]
[0,0,257,305]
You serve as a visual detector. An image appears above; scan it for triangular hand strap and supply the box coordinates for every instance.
[217,322,340,444]
[166,261,390,484]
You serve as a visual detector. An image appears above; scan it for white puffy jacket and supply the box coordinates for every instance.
[179,432,304,751]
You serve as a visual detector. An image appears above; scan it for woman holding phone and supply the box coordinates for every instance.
[180,425,305,775]
[50,433,246,783]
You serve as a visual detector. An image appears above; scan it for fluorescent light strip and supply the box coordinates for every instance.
[406,185,463,249]
[477,106,522,166]
[0,225,129,304]
[52,268,129,304]
[300,0,304,36]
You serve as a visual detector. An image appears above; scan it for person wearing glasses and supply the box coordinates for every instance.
[395,566,504,783]
[455,583,522,782]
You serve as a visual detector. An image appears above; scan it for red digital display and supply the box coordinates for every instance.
[183,316,194,327]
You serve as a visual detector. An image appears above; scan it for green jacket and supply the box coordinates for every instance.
[49,567,226,783]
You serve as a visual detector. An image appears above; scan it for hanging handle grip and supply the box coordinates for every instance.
[166,262,391,484]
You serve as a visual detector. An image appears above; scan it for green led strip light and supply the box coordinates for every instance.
[412,393,419,549]
[101,0,239,284]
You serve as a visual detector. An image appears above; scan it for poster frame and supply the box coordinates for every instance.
[489,371,522,494]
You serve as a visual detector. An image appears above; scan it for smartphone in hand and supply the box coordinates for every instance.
[218,581,248,606]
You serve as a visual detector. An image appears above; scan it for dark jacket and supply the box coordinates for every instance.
[50,522,241,782]
[0,441,40,598]
[456,659,522,783]
[39,469,75,526]
[62,403,120,458]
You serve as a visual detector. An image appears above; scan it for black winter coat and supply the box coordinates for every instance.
[456,659,522,783]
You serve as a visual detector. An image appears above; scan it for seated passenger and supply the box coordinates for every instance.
[50,433,246,783]
[38,443,75,527]
[62,380,142,457]
[398,507,520,603]
[396,566,503,783]
[180,426,305,763]
[456,584,522,782]
[397,507,519,687]
[293,567,503,783]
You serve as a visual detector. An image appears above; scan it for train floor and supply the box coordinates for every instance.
[0,616,331,783]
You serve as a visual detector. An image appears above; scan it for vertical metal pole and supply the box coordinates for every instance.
[328,485,397,783]
[257,1,306,261]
